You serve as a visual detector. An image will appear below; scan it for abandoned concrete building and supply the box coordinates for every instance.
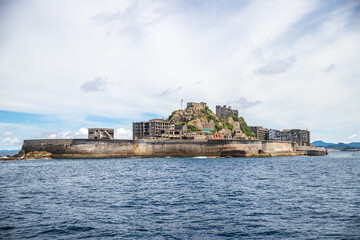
[216,105,239,119]
[132,121,149,139]
[250,126,311,145]
[131,101,310,144]
[133,102,245,141]
[133,119,170,139]
[168,124,188,139]
[187,102,207,109]
[133,120,196,140]
[268,129,282,141]
[281,129,310,145]
[232,129,247,140]
[88,128,114,140]
[250,126,269,141]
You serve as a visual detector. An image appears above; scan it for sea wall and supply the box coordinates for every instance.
[23,139,135,158]
[22,139,302,159]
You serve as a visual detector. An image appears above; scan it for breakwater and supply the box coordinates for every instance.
[21,139,312,159]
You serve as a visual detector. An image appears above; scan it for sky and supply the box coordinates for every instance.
[0,0,359,149]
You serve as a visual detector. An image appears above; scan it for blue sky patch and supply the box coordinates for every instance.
[0,110,48,124]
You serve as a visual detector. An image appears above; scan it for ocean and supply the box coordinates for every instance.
[0,152,359,239]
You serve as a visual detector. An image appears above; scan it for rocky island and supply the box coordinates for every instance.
[5,101,326,160]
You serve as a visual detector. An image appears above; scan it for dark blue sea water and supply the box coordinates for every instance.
[1,152,359,239]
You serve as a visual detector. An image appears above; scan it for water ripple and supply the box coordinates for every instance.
[0,152,359,239]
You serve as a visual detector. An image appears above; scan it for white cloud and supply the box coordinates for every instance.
[81,77,108,92]
[2,136,20,145]
[0,131,21,149]
[47,128,88,139]
[228,97,261,110]
[255,56,296,75]
[158,87,182,97]
[0,0,359,143]
[47,127,131,139]
[115,128,132,139]
[324,63,336,72]
[348,134,357,140]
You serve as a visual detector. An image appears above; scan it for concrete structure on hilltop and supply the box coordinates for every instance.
[131,101,310,145]
[250,126,268,141]
[216,105,239,119]
[187,102,207,109]
[133,102,210,140]
[88,128,114,140]
[132,102,249,141]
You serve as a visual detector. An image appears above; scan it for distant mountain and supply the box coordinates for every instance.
[311,141,334,147]
[312,141,360,150]
[348,142,360,148]
[0,150,20,157]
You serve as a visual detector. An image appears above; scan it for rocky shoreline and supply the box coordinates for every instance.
[1,150,307,160]
[1,150,52,161]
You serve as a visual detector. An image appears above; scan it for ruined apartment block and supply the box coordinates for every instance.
[133,119,170,139]
[88,128,114,140]
[250,126,268,141]
[216,105,239,119]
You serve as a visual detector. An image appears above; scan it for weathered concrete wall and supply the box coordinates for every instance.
[23,139,73,153]
[262,141,294,153]
[23,139,135,158]
[22,139,301,159]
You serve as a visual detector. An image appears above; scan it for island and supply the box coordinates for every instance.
[6,102,327,160]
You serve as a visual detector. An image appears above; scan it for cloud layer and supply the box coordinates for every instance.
[81,77,108,92]
[255,57,296,75]
[0,0,360,148]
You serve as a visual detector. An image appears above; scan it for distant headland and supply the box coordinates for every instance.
[2,101,326,160]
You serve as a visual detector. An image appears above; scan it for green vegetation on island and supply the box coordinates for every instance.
[230,114,239,122]
[165,102,255,139]
[187,124,201,132]
[167,110,179,121]
[239,117,255,137]
[225,121,234,131]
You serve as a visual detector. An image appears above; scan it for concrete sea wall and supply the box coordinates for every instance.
[22,139,303,159]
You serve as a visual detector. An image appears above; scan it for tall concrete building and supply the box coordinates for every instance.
[281,129,310,145]
[133,119,170,139]
[216,105,239,119]
[268,129,282,141]
[149,119,170,136]
[250,126,268,140]
[132,121,149,139]
[88,128,114,140]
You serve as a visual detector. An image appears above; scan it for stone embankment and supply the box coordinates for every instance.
[19,139,310,159]
[306,150,327,156]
